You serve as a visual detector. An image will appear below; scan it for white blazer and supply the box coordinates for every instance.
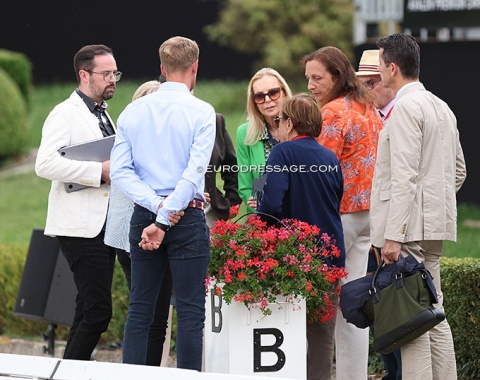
[35,91,115,238]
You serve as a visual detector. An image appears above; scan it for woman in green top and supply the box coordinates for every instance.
[236,68,292,212]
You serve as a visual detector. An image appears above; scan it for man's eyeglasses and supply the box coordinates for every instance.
[274,116,287,128]
[363,78,381,90]
[88,70,122,82]
[252,87,283,104]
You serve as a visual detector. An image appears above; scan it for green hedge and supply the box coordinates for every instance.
[0,243,129,344]
[1,244,477,377]
[0,49,32,105]
[441,257,480,380]
[0,68,30,159]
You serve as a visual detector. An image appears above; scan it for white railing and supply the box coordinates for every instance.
[354,0,404,45]
[357,0,404,22]
[0,353,288,380]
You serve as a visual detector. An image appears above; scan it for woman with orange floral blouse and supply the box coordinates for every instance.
[303,47,383,380]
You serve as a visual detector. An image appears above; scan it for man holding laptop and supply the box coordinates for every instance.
[35,44,119,360]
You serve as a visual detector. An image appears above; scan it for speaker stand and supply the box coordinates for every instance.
[43,323,57,357]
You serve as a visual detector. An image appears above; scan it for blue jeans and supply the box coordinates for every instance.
[122,205,210,371]
[117,248,173,366]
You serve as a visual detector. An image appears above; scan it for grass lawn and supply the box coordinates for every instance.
[1,81,479,259]
[1,165,479,259]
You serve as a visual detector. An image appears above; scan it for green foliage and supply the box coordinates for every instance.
[0,172,51,244]
[195,79,248,115]
[2,81,480,370]
[28,80,250,149]
[0,243,70,339]
[101,261,129,343]
[368,340,387,376]
[205,0,354,78]
[0,49,32,105]
[444,203,480,259]
[441,257,480,380]
[0,68,30,159]
[0,243,129,344]
[208,216,346,322]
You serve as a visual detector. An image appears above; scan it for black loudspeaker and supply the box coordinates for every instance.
[14,228,76,326]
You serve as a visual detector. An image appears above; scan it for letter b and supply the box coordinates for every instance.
[210,289,222,333]
[253,328,286,372]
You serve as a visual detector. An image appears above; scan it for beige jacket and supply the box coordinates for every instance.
[370,82,466,247]
[35,91,114,238]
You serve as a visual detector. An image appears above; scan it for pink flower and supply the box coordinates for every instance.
[207,216,346,323]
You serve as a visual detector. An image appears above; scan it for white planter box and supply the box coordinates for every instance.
[205,290,306,379]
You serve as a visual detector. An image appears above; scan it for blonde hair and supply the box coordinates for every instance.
[159,36,199,74]
[132,80,160,101]
[244,68,292,146]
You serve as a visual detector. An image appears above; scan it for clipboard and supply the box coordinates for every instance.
[58,135,115,193]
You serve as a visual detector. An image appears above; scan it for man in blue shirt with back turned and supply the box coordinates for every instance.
[110,36,215,371]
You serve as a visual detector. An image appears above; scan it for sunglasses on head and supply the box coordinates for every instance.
[252,87,283,104]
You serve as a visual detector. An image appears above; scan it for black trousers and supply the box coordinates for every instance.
[57,231,116,360]
[116,248,173,366]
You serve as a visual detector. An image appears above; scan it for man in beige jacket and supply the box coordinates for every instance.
[371,33,466,379]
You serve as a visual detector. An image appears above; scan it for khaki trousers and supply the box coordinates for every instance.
[400,240,457,380]
[335,210,371,380]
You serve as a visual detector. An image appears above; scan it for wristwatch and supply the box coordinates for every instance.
[154,221,170,232]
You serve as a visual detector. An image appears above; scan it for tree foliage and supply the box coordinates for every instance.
[204,0,354,79]
[0,68,29,159]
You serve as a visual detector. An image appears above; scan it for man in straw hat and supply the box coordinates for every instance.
[333,49,398,380]
[356,50,396,123]
[357,50,401,380]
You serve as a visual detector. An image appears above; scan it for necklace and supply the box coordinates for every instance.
[267,125,279,142]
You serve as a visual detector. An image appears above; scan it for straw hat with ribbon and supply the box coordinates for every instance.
[356,50,381,76]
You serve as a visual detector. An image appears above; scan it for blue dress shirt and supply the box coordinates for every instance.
[110,82,216,225]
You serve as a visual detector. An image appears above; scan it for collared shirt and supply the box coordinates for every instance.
[396,81,418,100]
[379,99,396,124]
[110,82,216,225]
[76,89,115,136]
[318,96,383,214]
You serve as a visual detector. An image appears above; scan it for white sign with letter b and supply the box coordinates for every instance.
[205,289,306,379]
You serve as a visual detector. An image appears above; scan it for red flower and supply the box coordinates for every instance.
[207,215,346,323]
[229,204,241,217]
[305,281,313,291]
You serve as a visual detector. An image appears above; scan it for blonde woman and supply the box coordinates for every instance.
[105,79,160,254]
[236,68,292,212]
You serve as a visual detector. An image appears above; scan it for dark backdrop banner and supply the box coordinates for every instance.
[404,0,480,29]
[356,41,478,206]
[0,0,252,83]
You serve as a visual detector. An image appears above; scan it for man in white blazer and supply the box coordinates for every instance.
[35,44,119,360]
[371,34,466,379]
